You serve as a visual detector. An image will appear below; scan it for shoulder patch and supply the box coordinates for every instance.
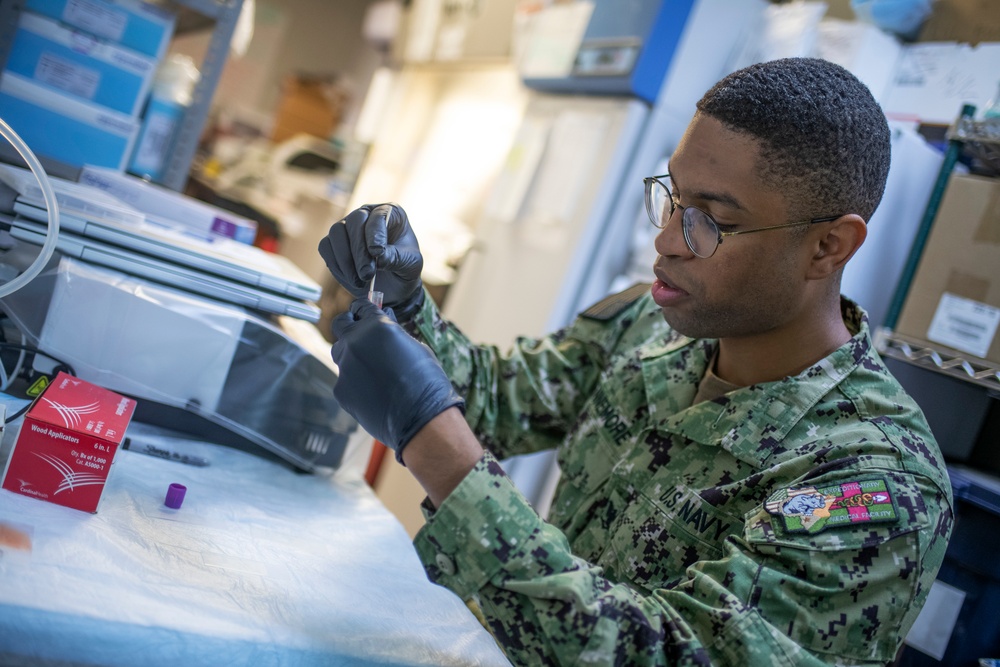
[580,283,651,321]
[765,477,898,534]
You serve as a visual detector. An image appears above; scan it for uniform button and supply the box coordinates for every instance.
[435,553,457,576]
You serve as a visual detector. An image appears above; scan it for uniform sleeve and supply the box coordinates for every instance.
[405,287,655,460]
[414,451,953,666]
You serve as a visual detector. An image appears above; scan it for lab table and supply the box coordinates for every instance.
[0,425,511,666]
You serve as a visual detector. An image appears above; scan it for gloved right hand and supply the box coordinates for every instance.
[318,203,425,322]
[331,299,464,462]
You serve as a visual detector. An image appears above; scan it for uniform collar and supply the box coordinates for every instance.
[641,299,873,467]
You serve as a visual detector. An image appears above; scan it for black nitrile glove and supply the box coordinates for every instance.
[318,203,425,322]
[331,299,464,462]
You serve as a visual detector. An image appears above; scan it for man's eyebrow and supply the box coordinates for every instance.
[668,172,747,211]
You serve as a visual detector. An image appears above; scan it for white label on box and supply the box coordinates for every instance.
[927,292,1000,359]
[35,52,100,100]
[903,579,966,660]
[64,0,128,42]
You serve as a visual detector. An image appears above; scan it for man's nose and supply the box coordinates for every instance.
[653,209,692,258]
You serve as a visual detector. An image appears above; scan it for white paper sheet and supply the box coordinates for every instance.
[904,580,966,660]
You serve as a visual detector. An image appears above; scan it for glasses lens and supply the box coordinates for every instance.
[681,208,720,258]
[645,178,672,229]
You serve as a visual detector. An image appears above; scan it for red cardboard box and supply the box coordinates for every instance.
[1,372,136,513]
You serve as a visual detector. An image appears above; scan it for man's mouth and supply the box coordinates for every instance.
[651,273,689,307]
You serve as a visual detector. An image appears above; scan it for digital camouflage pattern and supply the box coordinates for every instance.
[405,286,954,666]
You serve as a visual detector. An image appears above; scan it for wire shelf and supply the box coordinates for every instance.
[876,328,1000,392]
[949,117,1000,176]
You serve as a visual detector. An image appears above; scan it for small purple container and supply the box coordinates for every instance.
[164,483,187,509]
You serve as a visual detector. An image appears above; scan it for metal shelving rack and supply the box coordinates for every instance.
[157,0,243,192]
[0,0,244,192]
[876,329,1000,392]
[876,111,1000,394]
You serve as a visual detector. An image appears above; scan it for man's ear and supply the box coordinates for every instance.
[805,214,867,280]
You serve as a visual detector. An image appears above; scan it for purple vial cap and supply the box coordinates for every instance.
[164,483,187,509]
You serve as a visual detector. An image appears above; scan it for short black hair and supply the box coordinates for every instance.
[695,57,890,222]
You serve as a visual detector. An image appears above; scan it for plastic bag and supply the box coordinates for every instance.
[851,0,933,39]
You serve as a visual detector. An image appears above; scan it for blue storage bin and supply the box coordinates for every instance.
[24,0,175,60]
[0,71,139,171]
[7,12,156,116]
[898,466,1000,665]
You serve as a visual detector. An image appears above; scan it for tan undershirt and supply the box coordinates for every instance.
[692,350,742,405]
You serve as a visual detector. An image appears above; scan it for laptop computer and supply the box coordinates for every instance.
[0,163,323,302]
[8,218,322,322]
[13,202,322,301]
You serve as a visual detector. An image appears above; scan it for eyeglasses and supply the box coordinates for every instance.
[643,174,842,259]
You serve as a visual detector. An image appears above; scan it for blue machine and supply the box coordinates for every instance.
[522,0,697,104]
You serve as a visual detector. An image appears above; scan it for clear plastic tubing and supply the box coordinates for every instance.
[0,116,60,298]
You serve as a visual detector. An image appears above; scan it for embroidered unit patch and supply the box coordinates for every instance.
[765,478,898,534]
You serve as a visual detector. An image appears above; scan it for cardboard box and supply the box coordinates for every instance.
[24,0,176,60]
[896,173,1000,364]
[6,12,156,116]
[1,372,136,513]
[919,0,1000,45]
[270,76,345,144]
[0,71,139,170]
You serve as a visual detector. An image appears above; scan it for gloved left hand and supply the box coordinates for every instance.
[331,299,464,462]
[318,204,425,322]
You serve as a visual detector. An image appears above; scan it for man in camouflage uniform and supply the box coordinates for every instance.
[319,58,953,665]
